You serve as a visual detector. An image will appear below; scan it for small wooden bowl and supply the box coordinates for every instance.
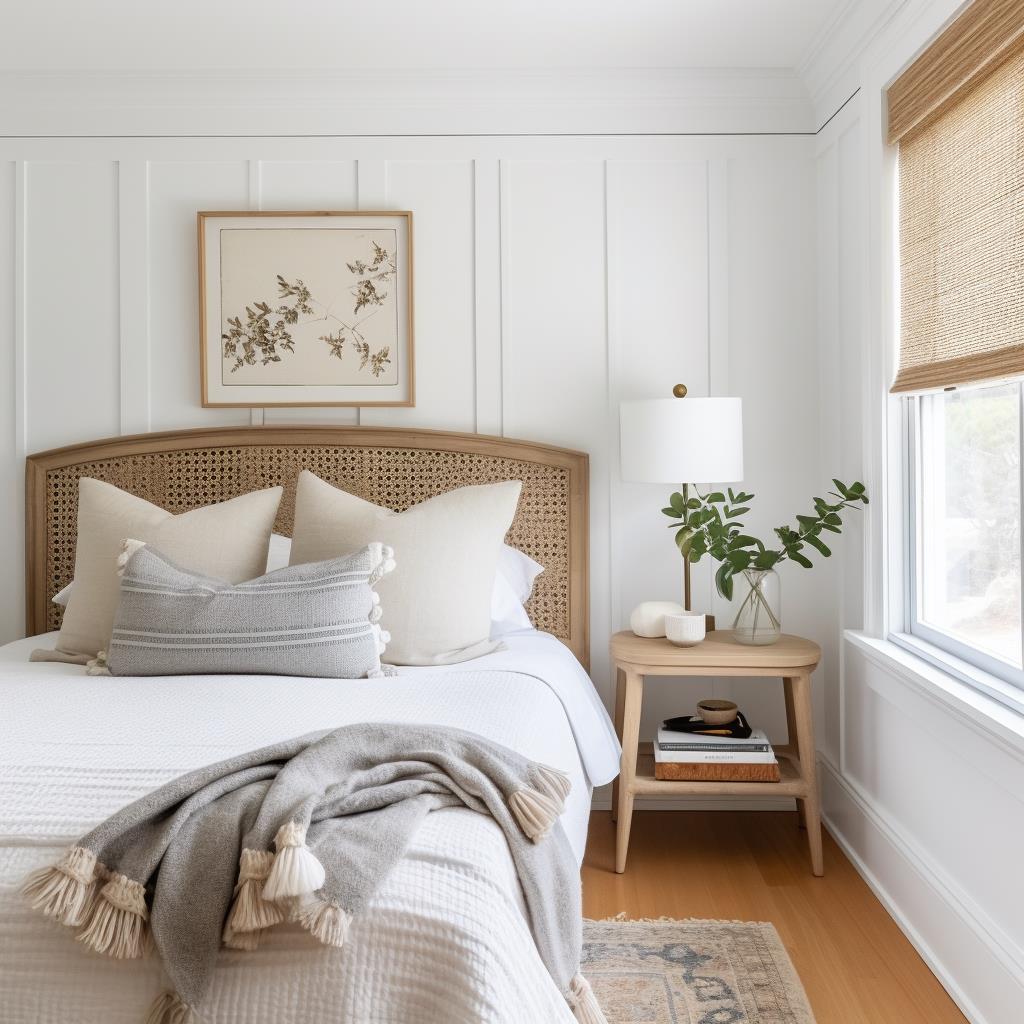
[697,699,738,725]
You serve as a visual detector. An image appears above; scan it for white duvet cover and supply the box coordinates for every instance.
[0,630,619,1024]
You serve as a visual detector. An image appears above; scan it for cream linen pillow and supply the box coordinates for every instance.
[290,471,522,665]
[56,479,283,660]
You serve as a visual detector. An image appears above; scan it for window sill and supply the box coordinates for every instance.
[844,630,1024,758]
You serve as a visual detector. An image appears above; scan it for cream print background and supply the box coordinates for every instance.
[220,227,399,386]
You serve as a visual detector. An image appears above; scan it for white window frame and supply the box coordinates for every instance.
[892,387,1024,716]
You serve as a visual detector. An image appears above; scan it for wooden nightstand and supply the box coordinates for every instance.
[610,629,823,876]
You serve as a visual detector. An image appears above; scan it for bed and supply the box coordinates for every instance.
[1,426,620,1024]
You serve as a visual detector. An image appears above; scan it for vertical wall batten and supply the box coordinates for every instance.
[473,157,502,436]
[118,160,152,434]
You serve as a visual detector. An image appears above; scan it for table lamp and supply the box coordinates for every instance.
[620,384,744,611]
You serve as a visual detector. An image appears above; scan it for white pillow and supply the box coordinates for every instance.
[490,544,544,638]
[290,471,522,665]
[53,479,282,659]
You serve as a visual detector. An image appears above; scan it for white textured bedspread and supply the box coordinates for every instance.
[0,631,619,1024]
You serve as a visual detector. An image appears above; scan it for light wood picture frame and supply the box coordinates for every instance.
[198,211,414,407]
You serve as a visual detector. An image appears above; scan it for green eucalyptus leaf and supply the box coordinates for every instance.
[725,506,749,519]
[669,491,686,513]
[790,551,813,568]
[805,534,832,557]
[726,550,752,571]
[728,534,757,549]
[662,506,682,518]
[706,491,725,503]
[715,562,734,601]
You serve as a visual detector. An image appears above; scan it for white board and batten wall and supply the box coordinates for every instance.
[0,86,830,809]
[814,2,1024,1022]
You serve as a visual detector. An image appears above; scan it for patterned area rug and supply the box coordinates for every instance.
[582,917,816,1024]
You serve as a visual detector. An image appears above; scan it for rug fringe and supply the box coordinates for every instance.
[587,913,778,926]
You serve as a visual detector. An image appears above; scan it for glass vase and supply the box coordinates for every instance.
[732,568,781,645]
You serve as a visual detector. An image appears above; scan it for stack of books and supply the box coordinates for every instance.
[654,724,780,782]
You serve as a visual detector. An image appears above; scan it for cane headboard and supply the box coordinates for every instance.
[25,426,590,669]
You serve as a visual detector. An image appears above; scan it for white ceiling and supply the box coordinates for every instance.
[3,0,847,72]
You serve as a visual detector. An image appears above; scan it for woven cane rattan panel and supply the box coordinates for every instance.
[40,444,573,646]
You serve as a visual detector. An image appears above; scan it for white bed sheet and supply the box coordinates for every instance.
[0,630,620,1024]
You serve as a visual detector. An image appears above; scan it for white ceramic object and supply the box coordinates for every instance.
[664,611,706,647]
[629,601,685,638]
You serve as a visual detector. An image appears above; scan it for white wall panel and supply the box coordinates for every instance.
[0,162,19,637]
[257,160,358,211]
[147,160,250,430]
[360,160,476,432]
[24,161,120,452]
[501,159,613,695]
[718,152,824,743]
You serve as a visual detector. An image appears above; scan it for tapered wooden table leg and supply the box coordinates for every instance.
[615,670,643,873]
[783,680,807,830]
[611,667,626,823]
[787,672,823,876]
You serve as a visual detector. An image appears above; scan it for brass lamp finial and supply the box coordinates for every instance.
[672,383,688,398]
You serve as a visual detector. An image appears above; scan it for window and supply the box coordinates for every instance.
[909,382,1024,688]
[887,6,1024,699]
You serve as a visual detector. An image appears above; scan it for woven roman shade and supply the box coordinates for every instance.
[887,0,1024,146]
[891,45,1024,393]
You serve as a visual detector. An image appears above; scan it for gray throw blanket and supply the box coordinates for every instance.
[23,723,607,1024]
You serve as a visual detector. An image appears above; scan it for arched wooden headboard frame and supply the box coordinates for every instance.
[25,426,590,670]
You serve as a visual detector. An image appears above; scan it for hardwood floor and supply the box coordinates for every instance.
[582,810,968,1024]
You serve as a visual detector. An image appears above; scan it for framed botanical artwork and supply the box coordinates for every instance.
[198,210,414,407]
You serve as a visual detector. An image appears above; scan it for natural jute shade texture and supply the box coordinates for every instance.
[886,0,1024,146]
[892,46,1024,393]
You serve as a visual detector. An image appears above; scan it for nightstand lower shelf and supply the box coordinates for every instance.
[632,742,803,795]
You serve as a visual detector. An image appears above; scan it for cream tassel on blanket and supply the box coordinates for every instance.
[261,822,326,901]
[509,787,562,841]
[567,973,609,1024]
[77,872,149,959]
[532,763,572,806]
[21,845,105,926]
[145,990,195,1024]
[223,925,264,951]
[292,893,351,948]
[223,849,285,939]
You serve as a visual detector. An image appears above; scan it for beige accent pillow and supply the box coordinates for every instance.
[290,471,522,665]
[56,479,283,659]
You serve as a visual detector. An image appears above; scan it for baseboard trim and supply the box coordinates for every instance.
[820,754,1024,1024]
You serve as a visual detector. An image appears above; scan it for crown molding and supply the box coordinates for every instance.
[797,0,910,127]
[0,67,814,137]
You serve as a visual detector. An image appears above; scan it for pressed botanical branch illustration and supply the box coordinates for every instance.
[221,241,395,377]
[347,242,396,315]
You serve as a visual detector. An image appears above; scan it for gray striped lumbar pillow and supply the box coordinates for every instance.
[104,540,395,679]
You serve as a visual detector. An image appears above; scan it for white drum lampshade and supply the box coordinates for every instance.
[620,396,744,485]
[620,391,744,614]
